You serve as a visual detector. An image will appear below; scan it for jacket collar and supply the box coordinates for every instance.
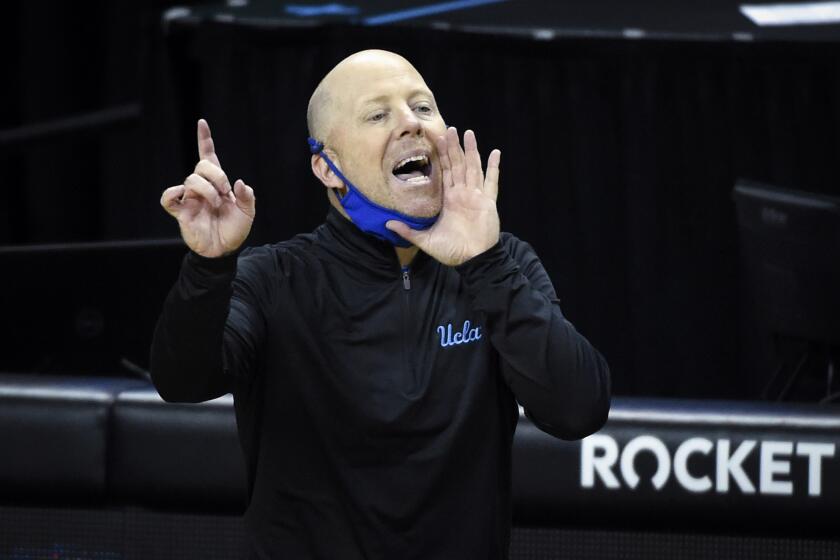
[319,206,431,278]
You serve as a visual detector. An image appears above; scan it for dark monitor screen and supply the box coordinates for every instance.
[733,180,840,344]
[0,239,188,376]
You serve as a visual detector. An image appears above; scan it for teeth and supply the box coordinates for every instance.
[394,155,429,170]
[405,176,430,184]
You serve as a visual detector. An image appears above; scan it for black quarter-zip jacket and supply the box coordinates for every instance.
[151,207,610,559]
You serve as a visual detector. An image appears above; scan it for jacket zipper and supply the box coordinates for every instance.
[402,266,411,290]
[401,265,413,384]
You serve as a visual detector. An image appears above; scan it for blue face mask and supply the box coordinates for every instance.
[308,138,438,248]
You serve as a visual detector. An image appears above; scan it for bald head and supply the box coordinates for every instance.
[306,81,332,142]
[306,50,426,143]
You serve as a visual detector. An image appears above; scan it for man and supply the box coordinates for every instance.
[153,50,610,559]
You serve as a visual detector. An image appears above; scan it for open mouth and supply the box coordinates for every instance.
[392,155,431,184]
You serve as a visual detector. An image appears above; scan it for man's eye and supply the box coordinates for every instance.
[370,112,387,122]
[415,105,433,114]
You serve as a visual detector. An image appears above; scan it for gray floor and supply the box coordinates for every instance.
[1,506,838,559]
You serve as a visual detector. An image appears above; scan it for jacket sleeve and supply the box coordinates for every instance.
[150,249,268,403]
[455,234,611,440]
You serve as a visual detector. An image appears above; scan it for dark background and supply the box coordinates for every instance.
[3,0,839,399]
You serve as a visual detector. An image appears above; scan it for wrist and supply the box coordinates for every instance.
[186,249,239,272]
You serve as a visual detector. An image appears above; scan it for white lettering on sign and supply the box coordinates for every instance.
[761,441,793,495]
[797,442,836,496]
[580,434,835,497]
[716,439,756,494]
[620,435,670,490]
[580,434,620,489]
[674,437,713,493]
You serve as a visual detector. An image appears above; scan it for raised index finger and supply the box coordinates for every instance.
[197,118,221,167]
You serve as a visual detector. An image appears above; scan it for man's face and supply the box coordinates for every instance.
[327,56,447,218]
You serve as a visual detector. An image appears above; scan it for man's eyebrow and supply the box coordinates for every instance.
[357,89,435,109]
[358,95,390,108]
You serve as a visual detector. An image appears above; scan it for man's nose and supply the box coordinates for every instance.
[396,107,423,138]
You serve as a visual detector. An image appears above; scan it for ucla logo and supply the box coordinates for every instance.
[436,320,482,348]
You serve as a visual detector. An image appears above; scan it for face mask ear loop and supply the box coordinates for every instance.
[309,138,352,199]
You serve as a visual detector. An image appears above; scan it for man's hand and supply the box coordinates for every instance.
[160,119,256,258]
[387,127,501,266]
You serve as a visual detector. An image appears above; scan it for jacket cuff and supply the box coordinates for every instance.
[182,250,239,287]
[454,238,519,298]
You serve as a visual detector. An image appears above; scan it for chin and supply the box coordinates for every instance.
[399,201,441,218]
[386,177,442,218]
[393,188,442,218]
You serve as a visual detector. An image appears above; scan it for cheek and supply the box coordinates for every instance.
[347,156,388,190]
[354,138,387,169]
[427,119,447,138]
[345,147,380,176]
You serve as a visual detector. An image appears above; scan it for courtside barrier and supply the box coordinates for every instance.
[2,374,840,558]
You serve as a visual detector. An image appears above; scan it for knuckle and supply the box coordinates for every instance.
[195,159,215,176]
[198,160,230,189]
[184,184,205,198]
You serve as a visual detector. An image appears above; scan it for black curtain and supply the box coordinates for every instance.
[0,0,206,244]
[5,9,840,398]
[140,23,840,398]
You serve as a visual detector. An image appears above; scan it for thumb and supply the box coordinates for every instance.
[161,185,186,218]
[386,220,424,246]
[233,179,256,218]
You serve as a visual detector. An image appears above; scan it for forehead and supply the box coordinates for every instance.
[332,61,433,110]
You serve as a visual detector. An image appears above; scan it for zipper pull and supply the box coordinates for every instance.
[402,267,411,290]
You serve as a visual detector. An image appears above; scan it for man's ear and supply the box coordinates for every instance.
[311,151,345,191]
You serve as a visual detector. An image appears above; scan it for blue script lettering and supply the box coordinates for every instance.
[437,320,482,348]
